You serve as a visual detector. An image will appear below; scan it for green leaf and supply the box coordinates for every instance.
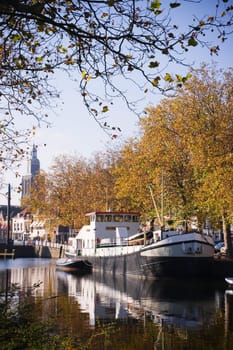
[107,0,115,6]
[175,74,182,82]
[149,61,160,68]
[150,0,161,10]
[57,45,68,53]
[11,34,22,42]
[170,3,181,9]
[164,73,173,82]
[126,54,133,59]
[188,37,198,47]
[162,48,169,55]
[36,56,43,63]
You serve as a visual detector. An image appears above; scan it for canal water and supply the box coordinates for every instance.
[0,258,233,350]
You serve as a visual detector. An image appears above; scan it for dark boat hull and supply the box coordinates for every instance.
[83,253,215,279]
[56,258,92,273]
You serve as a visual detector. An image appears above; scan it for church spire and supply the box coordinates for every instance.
[21,144,41,200]
[31,144,40,178]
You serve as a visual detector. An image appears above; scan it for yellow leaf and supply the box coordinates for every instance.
[81,70,86,79]
[152,76,161,86]
[101,12,108,18]
[164,73,173,82]
[102,106,109,113]
[36,56,43,63]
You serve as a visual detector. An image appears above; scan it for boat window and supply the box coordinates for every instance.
[96,215,104,222]
[132,215,139,222]
[106,226,116,230]
[113,215,123,222]
[104,215,112,222]
[124,215,132,222]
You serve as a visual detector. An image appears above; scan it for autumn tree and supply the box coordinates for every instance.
[24,155,93,234]
[21,170,52,235]
[115,64,233,255]
[22,170,48,212]
[47,155,90,230]
[25,151,123,233]
[175,65,233,257]
[1,0,233,170]
[114,101,198,227]
[140,101,199,227]
[113,139,158,219]
[85,152,119,212]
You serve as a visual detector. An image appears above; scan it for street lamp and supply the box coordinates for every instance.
[7,184,11,246]
[0,183,12,246]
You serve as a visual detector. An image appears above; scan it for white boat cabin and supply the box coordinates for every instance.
[67,211,140,256]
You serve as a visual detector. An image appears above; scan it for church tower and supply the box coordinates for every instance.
[31,144,40,179]
[21,145,40,199]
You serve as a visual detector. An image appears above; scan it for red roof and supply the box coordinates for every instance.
[85,211,140,216]
[0,222,7,229]
[19,208,31,217]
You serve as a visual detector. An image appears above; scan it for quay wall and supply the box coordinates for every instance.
[0,243,65,259]
[33,245,65,259]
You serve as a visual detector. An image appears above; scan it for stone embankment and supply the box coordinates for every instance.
[0,242,66,259]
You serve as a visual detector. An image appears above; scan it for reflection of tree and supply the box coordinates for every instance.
[225,291,233,339]
[0,277,70,349]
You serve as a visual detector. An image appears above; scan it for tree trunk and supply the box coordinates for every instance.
[222,213,233,259]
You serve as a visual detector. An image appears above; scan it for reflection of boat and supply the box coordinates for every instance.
[225,289,233,296]
[56,271,221,329]
[56,258,92,273]
[65,211,214,278]
[225,277,233,287]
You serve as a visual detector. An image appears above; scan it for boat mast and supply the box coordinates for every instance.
[7,183,11,246]
[148,184,162,227]
[161,170,164,229]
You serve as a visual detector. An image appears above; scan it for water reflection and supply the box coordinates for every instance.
[56,271,227,330]
[1,258,233,349]
[225,289,233,335]
[0,258,57,298]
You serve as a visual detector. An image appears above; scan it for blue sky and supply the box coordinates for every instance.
[1,0,233,205]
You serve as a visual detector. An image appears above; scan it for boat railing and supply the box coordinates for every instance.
[34,240,69,250]
[97,241,129,248]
